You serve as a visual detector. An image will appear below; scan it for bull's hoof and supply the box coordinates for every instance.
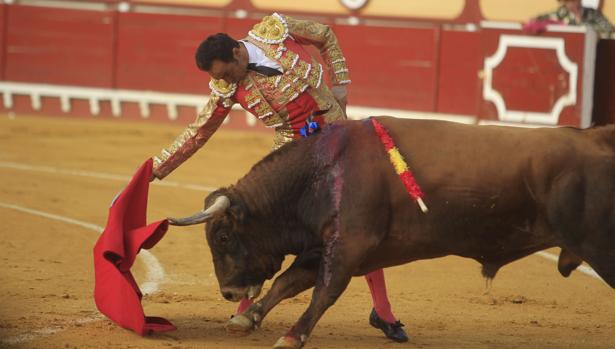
[226,314,254,336]
[273,335,303,349]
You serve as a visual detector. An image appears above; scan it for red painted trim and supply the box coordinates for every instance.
[0,4,6,81]
[111,10,119,89]
[432,27,442,113]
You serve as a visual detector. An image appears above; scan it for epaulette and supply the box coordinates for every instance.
[209,79,237,99]
[248,13,289,44]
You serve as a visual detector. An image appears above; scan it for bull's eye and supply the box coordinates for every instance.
[217,233,229,244]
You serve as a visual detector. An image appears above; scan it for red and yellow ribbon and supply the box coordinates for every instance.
[371,118,428,213]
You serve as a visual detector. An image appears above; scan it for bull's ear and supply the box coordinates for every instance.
[228,204,246,223]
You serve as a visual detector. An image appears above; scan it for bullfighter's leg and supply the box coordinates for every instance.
[227,250,320,335]
[365,269,408,342]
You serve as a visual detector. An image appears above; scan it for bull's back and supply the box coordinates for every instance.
[375,117,595,195]
[345,117,598,268]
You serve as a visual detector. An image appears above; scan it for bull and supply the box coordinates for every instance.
[169,117,615,349]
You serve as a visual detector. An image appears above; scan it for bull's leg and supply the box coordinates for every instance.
[273,264,352,349]
[227,250,320,335]
[558,248,583,277]
[273,270,352,348]
[547,166,615,287]
[273,230,375,349]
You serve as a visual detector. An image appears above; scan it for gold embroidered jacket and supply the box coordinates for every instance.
[152,12,351,179]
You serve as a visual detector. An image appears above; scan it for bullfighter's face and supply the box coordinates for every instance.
[207,45,249,84]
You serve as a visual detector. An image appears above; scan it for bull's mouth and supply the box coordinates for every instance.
[221,284,263,302]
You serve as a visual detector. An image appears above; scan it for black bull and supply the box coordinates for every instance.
[169,117,615,349]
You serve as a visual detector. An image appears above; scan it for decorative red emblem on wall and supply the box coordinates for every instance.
[483,35,578,125]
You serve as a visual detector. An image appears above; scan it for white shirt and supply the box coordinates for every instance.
[240,40,283,72]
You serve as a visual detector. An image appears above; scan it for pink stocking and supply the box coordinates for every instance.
[365,269,397,323]
[235,297,253,315]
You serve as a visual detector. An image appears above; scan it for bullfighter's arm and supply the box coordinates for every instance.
[152,95,232,179]
[282,14,351,87]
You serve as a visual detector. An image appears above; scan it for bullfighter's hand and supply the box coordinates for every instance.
[149,171,157,182]
[331,85,348,118]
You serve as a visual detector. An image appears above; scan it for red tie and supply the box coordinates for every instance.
[93,159,176,335]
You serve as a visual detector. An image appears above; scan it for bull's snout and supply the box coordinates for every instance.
[220,289,244,302]
[222,291,235,301]
[220,284,263,302]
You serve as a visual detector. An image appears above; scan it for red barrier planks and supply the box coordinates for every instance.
[0,4,5,81]
[4,5,116,87]
[437,29,481,116]
[222,17,260,42]
[115,12,223,94]
[334,24,439,111]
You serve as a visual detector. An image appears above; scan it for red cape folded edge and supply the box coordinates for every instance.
[93,158,176,335]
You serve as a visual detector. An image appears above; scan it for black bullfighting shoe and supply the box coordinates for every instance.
[369,308,409,343]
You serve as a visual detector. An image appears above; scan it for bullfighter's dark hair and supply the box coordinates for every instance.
[195,33,240,71]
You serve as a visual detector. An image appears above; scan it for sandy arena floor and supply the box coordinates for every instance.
[0,114,614,349]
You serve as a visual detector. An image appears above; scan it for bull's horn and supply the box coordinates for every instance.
[168,195,230,226]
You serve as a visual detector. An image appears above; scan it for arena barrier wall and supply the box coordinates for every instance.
[593,39,615,125]
[0,1,613,127]
[0,3,6,82]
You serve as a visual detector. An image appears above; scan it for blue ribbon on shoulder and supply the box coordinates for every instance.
[300,121,320,138]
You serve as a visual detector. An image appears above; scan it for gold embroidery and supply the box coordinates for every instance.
[248,13,289,44]
[153,95,228,178]
[305,63,323,88]
[275,44,287,59]
[244,76,285,127]
[247,98,261,108]
[209,79,237,98]
[272,128,295,150]
[278,49,298,70]
[244,88,262,109]
[293,60,310,81]
[282,14,350,85]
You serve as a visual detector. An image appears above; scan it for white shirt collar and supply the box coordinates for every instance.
[239,40,282,71]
